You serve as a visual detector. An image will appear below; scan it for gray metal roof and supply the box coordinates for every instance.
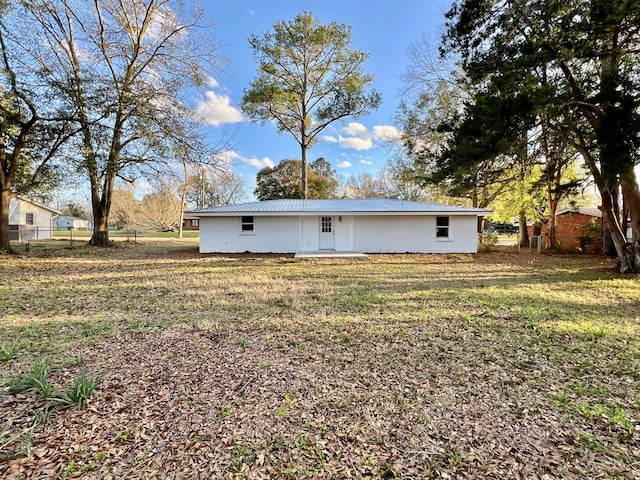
[556,207,602,218]
[188,199,491,216]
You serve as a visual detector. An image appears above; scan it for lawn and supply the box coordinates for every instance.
[1,243,638,479]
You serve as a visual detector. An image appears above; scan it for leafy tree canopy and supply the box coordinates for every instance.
[255,158,338,200]
[242,12,380,198]
[440,0,640,270]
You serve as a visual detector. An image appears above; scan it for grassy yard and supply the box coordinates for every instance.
[0,243,638,479]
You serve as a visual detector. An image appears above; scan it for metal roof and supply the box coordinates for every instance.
[556,207,602,218]
[187,199,491,216]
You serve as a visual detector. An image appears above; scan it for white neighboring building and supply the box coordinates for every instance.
[9,196,60,241]
[188,199,491,254]
[54,215,92,230]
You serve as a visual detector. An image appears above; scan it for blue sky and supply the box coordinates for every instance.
[195,0,454,193]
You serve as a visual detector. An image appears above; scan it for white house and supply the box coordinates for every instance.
[188,199,491,254]
[53,215,92,230]
[9,196,61,241]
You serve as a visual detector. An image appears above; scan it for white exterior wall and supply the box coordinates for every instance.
[199,216,301,253]
[353,215,478,253]
[54,217,90,230]
[334,215,354,251]
[8,199,55,240]
[300,217,319,251]
[199,213,480,254]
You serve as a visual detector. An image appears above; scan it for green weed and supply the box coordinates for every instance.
[8,360,53,397]
[574,432,605,452]
[576,403,635,431]
[0,340,25,362]
[49,371,98,410]
[115,427,133,443]
[277,392,296,417]
[0,418,34,461]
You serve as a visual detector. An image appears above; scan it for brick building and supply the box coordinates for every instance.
[527,207,602,252]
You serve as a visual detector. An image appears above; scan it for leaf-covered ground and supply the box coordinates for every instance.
[1,242,639,479]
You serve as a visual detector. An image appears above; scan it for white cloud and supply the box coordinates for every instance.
[338,135,372,150]
[360,159,373,165]
[343,122,369,139]
[195,90,244,126]
[323,122,398,151]
[373,125,401,142]
[247,157,275,169]
[323,122,374,151]
[217,150,274,169]
[204,76,220,88]
[337,161,352,168]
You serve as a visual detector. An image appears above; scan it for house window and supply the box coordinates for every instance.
[241,216,254,232]
[26,213,35,225]
[436,216,449,238]
[321,216,332,233]
[191,219,199,227]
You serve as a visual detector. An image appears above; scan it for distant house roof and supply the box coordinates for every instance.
[556,207,602,218]
[188,199,491,217]
[57,215,90,221]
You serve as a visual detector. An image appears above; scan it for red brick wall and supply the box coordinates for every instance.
[527,213,602,251]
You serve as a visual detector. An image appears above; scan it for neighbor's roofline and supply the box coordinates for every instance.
[15,195,62,215]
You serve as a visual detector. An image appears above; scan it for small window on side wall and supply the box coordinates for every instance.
[26,212,35,225]
[241,216,254,232]
[436,216,449,238]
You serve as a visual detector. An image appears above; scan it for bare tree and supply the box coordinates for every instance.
[22,0,223,246]
[0,5,74,250]
[340,172,387,199]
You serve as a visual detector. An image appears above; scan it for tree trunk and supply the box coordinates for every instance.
[300,142,308,199]
[547,196,558,249]
[518,210,529,248]
[620,166,640,244]
[88,174,115,247]
[600,187,637,273]
[0,188,11,251]
[601,214,617,257]
[90,200,112,246]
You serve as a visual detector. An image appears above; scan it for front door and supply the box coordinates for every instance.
[319,216,335,250]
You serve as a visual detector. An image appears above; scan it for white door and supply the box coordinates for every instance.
[319,216,335,250]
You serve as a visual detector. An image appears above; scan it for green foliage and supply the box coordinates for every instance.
[255,158,338,200]
[114,427,133,443]
[49,371,98,410]
[8,360,53,397]
[0,418,34,461]
[0,339,25,362]
[277,392,296,417]
[441,0,640,264]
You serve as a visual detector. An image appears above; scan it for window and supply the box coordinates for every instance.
[321,216,332,233]
[191,219,199,227]
[436,216,449,238]
[26,213,35,225]
[241,216,254,232]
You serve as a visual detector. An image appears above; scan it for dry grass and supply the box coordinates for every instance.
[0,242,639,479]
